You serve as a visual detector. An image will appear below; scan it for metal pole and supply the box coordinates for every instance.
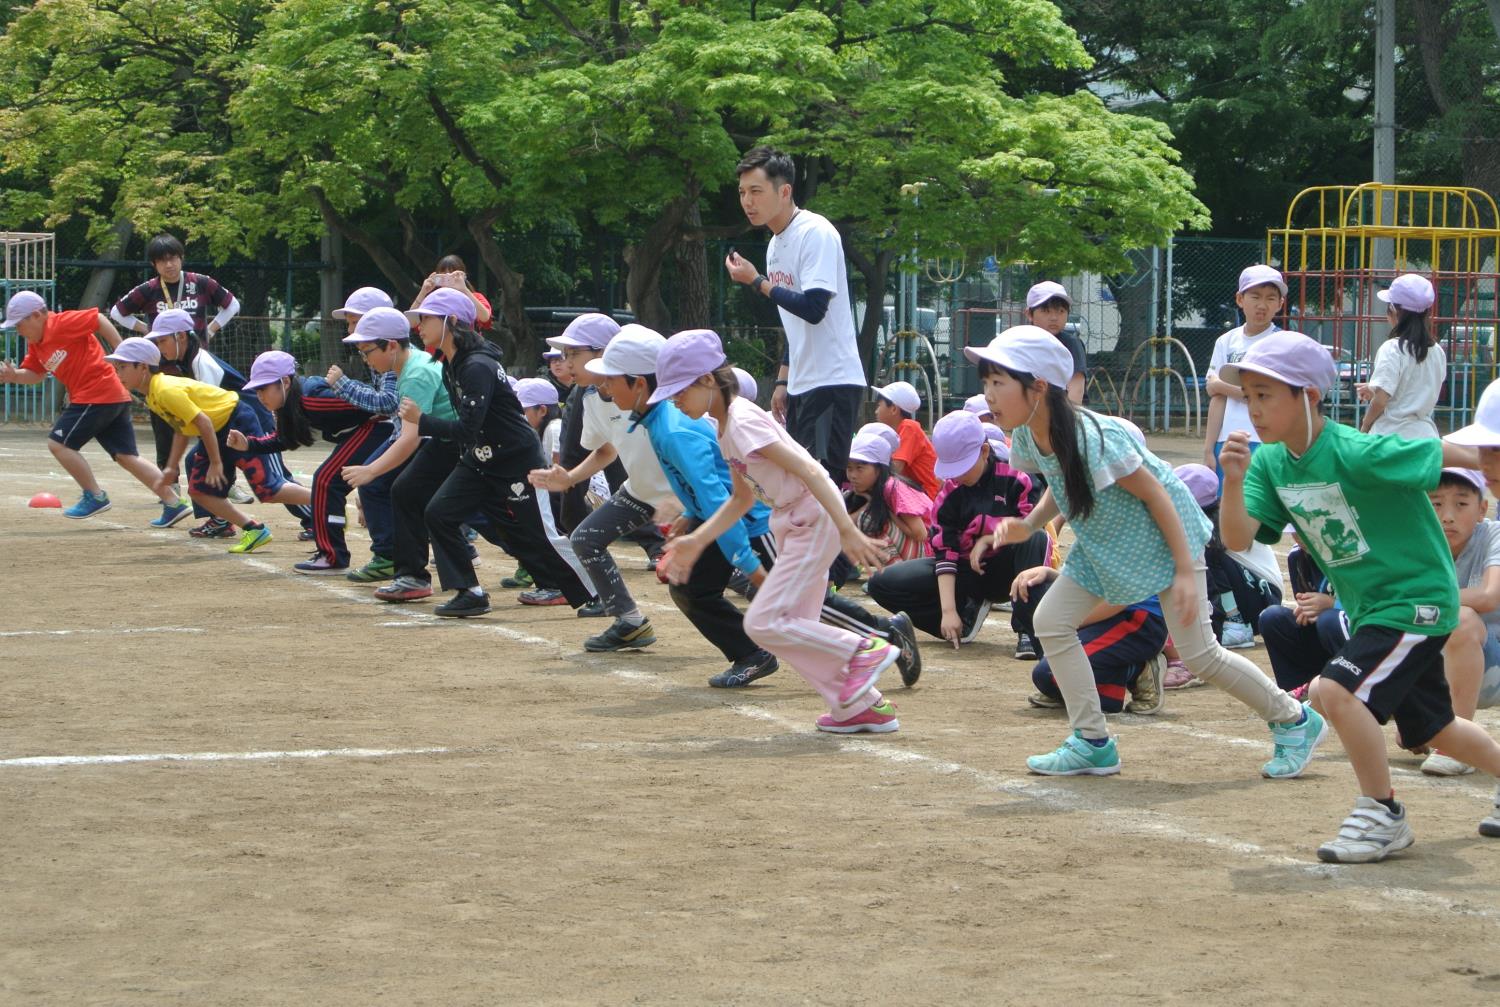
[1373,0,1396,347]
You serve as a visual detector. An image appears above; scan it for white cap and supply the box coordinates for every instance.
[584,323,666,378]
[1447,381,1500,446]
[982,423,1010,463]
[332,286,394,320]
[873,380,921,415]
[514,377,559,409]
[848,430,894,467]
[733,367,758,403]
[1377,274,1435,313]
[857,422,900,452]
[146,307,195,338]
[964,325,1073,390]
[2,290,46,329]
[343,306,412,343]
[1238,264,1287,296]
[1026,281,1070,311]
[963,393,990,416]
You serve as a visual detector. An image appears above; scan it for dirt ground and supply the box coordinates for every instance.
[3,426,1500,1005]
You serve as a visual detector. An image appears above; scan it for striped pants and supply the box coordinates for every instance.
[310,420,392,565]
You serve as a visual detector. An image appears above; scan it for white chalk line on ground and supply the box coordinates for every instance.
[0,626,205,638]
[0,746,453,767]
[607,666,1500,924]
[14,494,1500,924]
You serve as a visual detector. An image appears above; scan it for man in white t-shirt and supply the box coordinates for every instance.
[530,325,680,653]
[725,146,866,488]
[1202,264,1286,476]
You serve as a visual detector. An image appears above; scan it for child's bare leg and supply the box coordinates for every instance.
[265,483,311,507]
[48,440,101,495]
[1314,678,1392,797]
[1424,718,1500,776]
[114,453,179,504]
[189,491,252,527]
[1443,609,1486,721]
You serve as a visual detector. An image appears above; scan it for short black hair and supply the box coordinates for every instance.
[1030,296,1070,314]
[736,146,795,190]
[147,234,184,263]
[875,394,910,420]
[1437,471,1484,497]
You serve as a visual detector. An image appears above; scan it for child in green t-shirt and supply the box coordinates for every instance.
[1219,330,1500,863]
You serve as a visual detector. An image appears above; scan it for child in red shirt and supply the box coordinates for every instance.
[872,380,940,497]
[0,292,186,522]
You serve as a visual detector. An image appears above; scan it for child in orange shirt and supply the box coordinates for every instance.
[872,380,939,498]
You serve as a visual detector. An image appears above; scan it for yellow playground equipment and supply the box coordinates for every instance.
[1267,183,1500,430]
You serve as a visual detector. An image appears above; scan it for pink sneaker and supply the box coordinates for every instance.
[1162,659,1205,690]
[839,637,898,708]
[816,700,899,734]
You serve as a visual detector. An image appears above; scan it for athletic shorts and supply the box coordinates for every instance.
[1479,628,1500,709]
[1323,625,1454,748]
[49,401,137,458]
[185,401,289,501]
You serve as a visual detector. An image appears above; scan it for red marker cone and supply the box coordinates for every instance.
[28,492,62,508]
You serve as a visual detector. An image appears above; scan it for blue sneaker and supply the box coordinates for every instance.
[150,498,191,528]
[1026,731,1121,776]
[1262,703,1328,779]
[63,490,111,520]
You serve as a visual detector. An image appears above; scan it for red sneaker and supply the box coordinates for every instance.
[817,700,899,734]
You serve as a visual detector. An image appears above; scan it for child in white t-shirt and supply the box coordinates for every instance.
[1202,264,1286,476]
[1359,273,1445,440]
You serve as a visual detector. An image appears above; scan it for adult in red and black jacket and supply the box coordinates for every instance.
[867,446,1052,642]
[405,316,595,616]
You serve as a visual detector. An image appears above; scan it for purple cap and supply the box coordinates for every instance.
[331,286,394,320]
[1173,463,1220,508]
[848,430,894,467]
[543,349,563,361]
[648,329,726,405]
[146,308,194,338]
[964,325,1073,390]
[343,306,412,344]
[2,290,46,329]
[404,287,476,326]
[857,422,900,452]
[1218,331,1337,394]
[932,411,987,479]
[243,350,298,391]
[514,377,560,409]
[1026,281,1071,311]
[983,423,1011,463]
[1377,274,1435,313]
[1238,264,1288,296]
[1447,381,1500,446]
[1440,467,1487,495]
[103,336,161,366]
[873,380,921,414]
[733,367,758,403]
[963,393,990,416]
[547,312,621,351]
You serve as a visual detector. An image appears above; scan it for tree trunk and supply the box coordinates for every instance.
[624,189,699,332]
[466,211,529,361]
[843,238,892,382]
[77,219,134,309]
[673,202,710,329]
[308,186,421,301]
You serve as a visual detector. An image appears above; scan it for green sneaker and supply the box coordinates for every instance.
[346,555,396,583]
[1026,731,1120,776]
[228,523,273,554]
[500,566,533,589]
[1262,703,1328,779]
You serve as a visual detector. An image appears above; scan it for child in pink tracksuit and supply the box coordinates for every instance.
[655,330,901,734]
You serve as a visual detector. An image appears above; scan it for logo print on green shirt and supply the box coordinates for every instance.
[1278,482,1369,567]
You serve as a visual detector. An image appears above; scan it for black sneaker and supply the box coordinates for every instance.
[298,527,316,542]
[585,617,657,652]
[708,650,779,688]
[576,598,608,618]
[1014,632,1038,661]
[726,571,751,597]
[889,611,923,687]
[434,590,491,618]
[959,599,993,645]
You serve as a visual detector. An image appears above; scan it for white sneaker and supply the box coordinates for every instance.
[1481,785,1500,839]
[1420,751,1475,777]
[228,484,255,505]
[1316,797,1415,863]
[1221,620,1255,649]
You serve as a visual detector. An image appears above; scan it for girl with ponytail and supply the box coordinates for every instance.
[1359,273,1445,440]
[971,326,1316,780]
